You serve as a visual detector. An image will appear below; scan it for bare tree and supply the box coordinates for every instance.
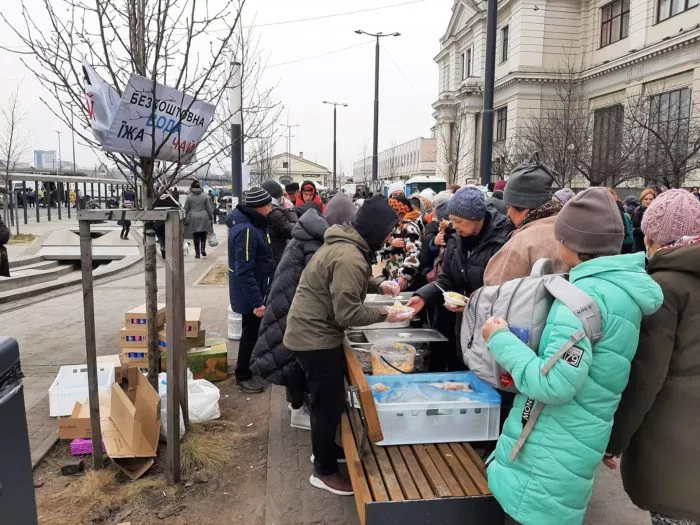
[440,112,473,185]
[626,87,700,189]
[213,19,283,177]
[357,140,372,191]
[519,51,643,188]
[384,142,400,181]
[492,136,528,182]
[0,88,31,228]
[247,129,279,186]
[3,0,247,386]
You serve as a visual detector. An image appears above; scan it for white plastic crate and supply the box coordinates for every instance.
[49,364,116,417]
[366,372,501,446]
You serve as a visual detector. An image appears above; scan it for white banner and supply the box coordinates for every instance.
[83,67,216,163]
[83,62,120,144]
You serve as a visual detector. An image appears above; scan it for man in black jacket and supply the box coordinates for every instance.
[408,186,512,371]
[262,180,298,266]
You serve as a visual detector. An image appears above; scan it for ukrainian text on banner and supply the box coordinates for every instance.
[100,74,215,163]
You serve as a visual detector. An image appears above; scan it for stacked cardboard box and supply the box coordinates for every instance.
[120,303,167,370]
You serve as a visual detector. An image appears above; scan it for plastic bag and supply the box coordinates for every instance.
[208,232,219,248]
[158,373,186,442]
[188,372,221,423]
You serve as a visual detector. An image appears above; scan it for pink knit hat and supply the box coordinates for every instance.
[641,189,700,246]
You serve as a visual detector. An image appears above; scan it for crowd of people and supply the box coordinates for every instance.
[222,165,700,524]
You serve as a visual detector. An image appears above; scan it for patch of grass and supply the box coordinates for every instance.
[199,263,228,285]
[181,421,240,473]
[8,233,37,244]
[37,466,171,525]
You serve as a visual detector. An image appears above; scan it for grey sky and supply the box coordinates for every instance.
[0,0,449,179]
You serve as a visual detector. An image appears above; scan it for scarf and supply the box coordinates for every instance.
[519,200,562,230]
[404,210,421,222]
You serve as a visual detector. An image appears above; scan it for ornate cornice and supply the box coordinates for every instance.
[494,33,700,91]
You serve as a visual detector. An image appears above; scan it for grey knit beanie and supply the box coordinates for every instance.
[324,192,357,226]
[504,153,557,209]
[261,180,284,200]
[432,191,453,221]
[447,186,487,220]
[555,187,624,256]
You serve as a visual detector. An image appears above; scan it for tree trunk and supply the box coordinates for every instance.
[141,159,160,389]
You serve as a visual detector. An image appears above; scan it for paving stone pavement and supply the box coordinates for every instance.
[265,385,359,525]
[7,223,231,467]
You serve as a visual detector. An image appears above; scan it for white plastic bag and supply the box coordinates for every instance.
[208,232,219,248]
[188,372,221,423]
[158,373,186,441]
[228,305,242,341]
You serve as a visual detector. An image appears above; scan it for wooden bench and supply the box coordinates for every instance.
[342,339,505,525]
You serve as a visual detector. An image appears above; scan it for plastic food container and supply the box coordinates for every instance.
[443,291,467,307]
[366,371,502,445]
[371,343,417,375]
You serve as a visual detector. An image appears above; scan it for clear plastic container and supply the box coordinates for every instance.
[370,343,416,375]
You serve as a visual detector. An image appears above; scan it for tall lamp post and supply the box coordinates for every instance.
[322,101,348,190]
[229,61,243,203]
[479,0,498,186]
[354,30,400,189]
[281,122,300,183]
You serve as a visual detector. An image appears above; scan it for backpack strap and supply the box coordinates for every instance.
[529,258,554,277]
[544,276,603,344]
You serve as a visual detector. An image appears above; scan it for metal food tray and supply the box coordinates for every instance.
[363,292,413,306]
[363,328,448,344]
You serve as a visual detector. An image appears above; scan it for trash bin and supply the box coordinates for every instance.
[0,337,38,525]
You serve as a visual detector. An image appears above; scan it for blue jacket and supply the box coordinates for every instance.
[485,253,663,525]
[227,205,274,315]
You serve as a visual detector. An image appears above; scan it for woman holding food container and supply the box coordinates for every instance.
[407,186,511,370]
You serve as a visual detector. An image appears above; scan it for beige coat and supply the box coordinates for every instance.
[284,224,386,351]
[483,215,569,285]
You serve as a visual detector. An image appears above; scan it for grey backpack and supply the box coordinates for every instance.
[460,259,603,393]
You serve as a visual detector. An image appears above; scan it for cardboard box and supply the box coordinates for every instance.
[158,329,205,350]
[121,351,150,370]
[161,338,228,382]
[57,368,160,479]
[57,394,111,440]
[119,328,149,348]
[185,308,202,338]
[125,303,166,330]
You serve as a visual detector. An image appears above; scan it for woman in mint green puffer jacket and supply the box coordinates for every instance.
[484,253,663,525]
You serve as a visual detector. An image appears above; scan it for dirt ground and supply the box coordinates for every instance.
[34,378,271,525]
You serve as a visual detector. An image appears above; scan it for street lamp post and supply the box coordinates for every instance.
[479,0,498,186]
[281,122,300,183]
[322,101,348,190]
[230,61,243,203]
[355,30,400,189]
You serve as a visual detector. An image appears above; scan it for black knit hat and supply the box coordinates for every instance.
[243,187,272,208]
[285,182,300,193]
[261,180,284,200]
[352,196,399,252]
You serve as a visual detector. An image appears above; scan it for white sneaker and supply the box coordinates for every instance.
[290,405,311,430]
[309,472,353,496]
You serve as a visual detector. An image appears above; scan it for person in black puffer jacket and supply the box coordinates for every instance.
[407,187,512,371]
[0,216,10,277]
[262,180,298,266]
[250,193,357,430]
